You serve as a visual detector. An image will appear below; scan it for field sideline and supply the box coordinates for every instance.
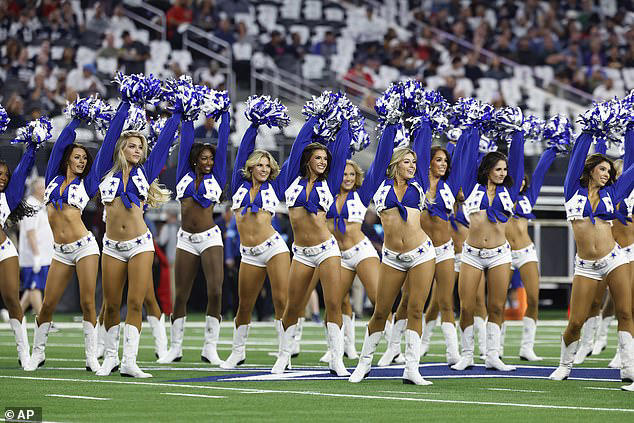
[1,315,632,422]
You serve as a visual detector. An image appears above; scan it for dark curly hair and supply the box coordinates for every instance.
[0,160,37,227]
[430,146,451,181]
[477,151,513,188]
[300,143,331,182]
[189,143,216,173]
[519,172,531,195]
[58,143,94,179]
[580,154,616,188]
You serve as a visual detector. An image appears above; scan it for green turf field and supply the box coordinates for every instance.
[1,313,632,422]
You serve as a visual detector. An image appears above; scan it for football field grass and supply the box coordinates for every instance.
[1,314,632,422]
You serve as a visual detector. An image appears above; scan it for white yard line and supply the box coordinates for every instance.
[2,375,632,413]
[160,392,225,399]
[484,388,546,393]
[46,394,110,401]
[585,387,623,391]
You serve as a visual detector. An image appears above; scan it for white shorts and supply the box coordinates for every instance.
[382,239,436,272]
[511,243,538,270]
[176,226,223,256]
[454,253,462,273]
[461,242,512,271]
[0,238,18,262]
[574,244,628,281]
[102,231,155,262]
[52,232,100,266]
[292,236,341,268]
[435,239,455,264]
[240,232,289,268]
[620,242,634,262]
[340,237,379,271]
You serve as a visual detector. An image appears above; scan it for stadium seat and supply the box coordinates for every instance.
[323,3,346,23]
[76,46,97,68]
[257,3,279,32]
[475,78,500,103]
[425,76,445,90]
[500,78,522,106]
[622,68,634,89]
[280,0,301,20]
[96,57,119,75]
[303,0,323,21]
[289,24,310,45]
[302,54,325,79]
[456,77,474,97]
[170,50,193,71]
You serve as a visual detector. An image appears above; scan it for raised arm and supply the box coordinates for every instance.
[285,116,319,188]
[177,120,195,182]
[144,112,181,183]
[231,124,258,194]
[526,147,557,206]
[411,121,432,191]
[212,111,230,189]
[6,144,37,210]
[459,127,480,195]
[358,123,398,205]
[327,120,352,193]
[507,130,526,201]
[614,129,634,203]
[595,138,607,155]
[446,131,469,195]
[564,132,594,200]
[45,118,80,185]
[624,126,633,170]
[95,101,130,179]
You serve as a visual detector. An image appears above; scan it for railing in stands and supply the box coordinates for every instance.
[122,0,167,41]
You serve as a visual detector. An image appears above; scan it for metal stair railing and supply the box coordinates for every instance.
[122,0,167,41]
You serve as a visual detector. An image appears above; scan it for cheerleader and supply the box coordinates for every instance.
[219,97,290,369]
[0,119,42,368]
[272,117,351,376]
[349,121,436,385]
[157,97,230,365]
[451,122,526,372]
[96,98,180,377]
[505,144,559,361]
[25,104,105,372]
[549,118,634,381]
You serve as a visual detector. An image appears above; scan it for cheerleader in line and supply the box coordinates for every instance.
[158,93,230,365]
[549,109,634,381]
[452,115,526,372]
[272,116,351,376]
[219,97,290,369]
[0,116,41,368]
[349,120,437,385]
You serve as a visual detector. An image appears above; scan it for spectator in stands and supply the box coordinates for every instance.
[193,116,218,142]
[59,0,79,39]
[119,30,150,75]
[216,0,251,16]
[0,6,11,45]
[263,30,287,66]
[9,46,34,84]
[197,61,225,89]
[437,75,459,104]
[65,63,106,97]
[166,0,193,46]
[5,92,26,129]
[312,31,337,58]
[592,78,621,101]
[214,16,235,47]
[30,40,51,69]
[109,4,135,34]
[55,46,76,71]
[97,32,119,60]
[438,56,465,78]
[484,55,511,80]
[9,10,36,44]
[343,59,373,97]
[84,1,110,47]
[28,70,55,114]
[355,6,386,47]
[39,0,60,19]
[232,22,253,87]
[287,32,308,62]
[39,8,72,45]
[194,0,218,32]
[464,52,483,82]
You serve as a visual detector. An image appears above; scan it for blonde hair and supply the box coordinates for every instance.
[386,147,416,179]
[107,130,171,208]
[345,160,364,191]
[614,159,623,178]
[241,150,280,182]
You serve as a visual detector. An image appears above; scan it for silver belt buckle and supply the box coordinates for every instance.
[115,241,132,251]
[397,253,412,262]
[593,259,607,269]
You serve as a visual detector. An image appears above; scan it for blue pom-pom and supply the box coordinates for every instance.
[543,114,572,153]
[124,104,148,132]
[577,99,625,144]
[148,116,179,151]
[114,72,163,105]
[0,105,10,134]
[522,115,544,143]
[375,84,404,125]
[63,95,115,134]
[446,127,462,141]
[162,75,202,120]
[303,91,346,143]
[619,90,634,130]
[493,106,523,139]
[244,95,290,128]
[377,120,410,149]
[200,88,231,119]
[451,98,495,133]
[479,134,498,153]
[12,117,53,148]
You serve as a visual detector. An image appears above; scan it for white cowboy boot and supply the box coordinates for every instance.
[220,321,250,369]
[120,324,152,378]
[549,336,579,380]
[274,319,282,357]
[499,322,507,358]
[519,317,542,361]
[618,331,634,383]
[96,321,107,359]
[485,322,516,371]
[83,321,100,372]
[383,318,393,347]
[272,324,296,374]
[9,317,30,369]
[451,325,474,370]
[441,322,461,365]
[377,319,406,366]
[609,350,622,368]
[147,314,168,359]
[328,322,350,376]
[574,316,599,364]
[291,317,304,358]
[474,316,487,360]
[319,324,331,363]
[343,313,358,359]
[201,315,222,365]
[349,328,382,383]
[420,317,437,358]
[592,315,614,355]
[96,325,121,376]
[402,330,432,385]
[157,316,185,363]
[24,320,51,371]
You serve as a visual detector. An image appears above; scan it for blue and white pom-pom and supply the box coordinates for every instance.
[375,84,404,125]
[0,105,9,134]
[244,95,290,128]
[200,88,231,119]
[493,106,523,138]
[114,72,163,105]
[303,91,344,143]
[479,134,498,153]
[451,98,495,133]
[446,127,462,142]
[13,117,53,148]
[148,116,179,151]
[377,120,410,149]
[522,115,544,143]
[336,94,369,152]
[124,104,148,132]
[409,90,449,135]
[577,99,625,144]
[162,75,202,120]
[619,91,633,129]
[63,95,115,134]
[543,114,572,153]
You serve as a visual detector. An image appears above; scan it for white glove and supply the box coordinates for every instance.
[32,255,41,274]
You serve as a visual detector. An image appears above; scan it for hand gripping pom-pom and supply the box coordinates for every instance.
[543,114,572,153]
[0,105,10,134]
[479,134,498,153]
[114,72,163,105]
[63,95,115,134]
[13,117,53,148]
[124,104,148,132]
[244,95,290,128]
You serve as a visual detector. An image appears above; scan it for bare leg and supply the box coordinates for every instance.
[564,275,604,345]
[355,257,380,306]
[38,260,76,324]
[368,264,408,335]
[458,263,484,330]
[235,262,267,326]
[201,246,224,319]
[282,260,319,328]
[266,252,290,320]
[102,255,128,330]
[486,264,511,326]
[126,252,154,330]
[0,257,24,321]
[172,248,200,319]
[519,262,540,321]
[436,259,456,323]
[404,260,436,335]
